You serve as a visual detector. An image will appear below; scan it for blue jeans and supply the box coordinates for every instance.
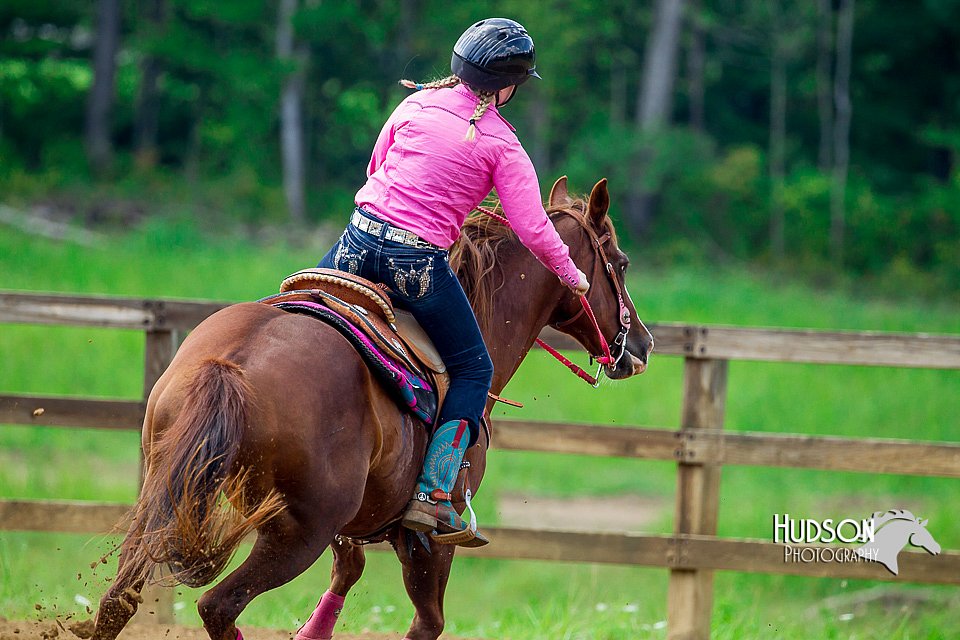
[317,212,493,446]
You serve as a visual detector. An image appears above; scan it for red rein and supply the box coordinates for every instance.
[534,337,601,386]
[474,204,612,387]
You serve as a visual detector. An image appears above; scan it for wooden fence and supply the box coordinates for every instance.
[1,290,959,639]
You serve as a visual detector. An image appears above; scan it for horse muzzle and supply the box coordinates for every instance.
[604,348,648,380]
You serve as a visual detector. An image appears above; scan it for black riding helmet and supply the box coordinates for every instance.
[451,18,541,93]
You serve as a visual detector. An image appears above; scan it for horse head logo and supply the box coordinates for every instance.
[855,509,941,575]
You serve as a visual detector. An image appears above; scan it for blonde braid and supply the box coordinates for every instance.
[397,74,496,142]
[398,74,461,91]
[464,91,495,142]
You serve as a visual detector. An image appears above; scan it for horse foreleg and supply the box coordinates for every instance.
[393,530,457,640]
[197,513,336,640]
[295,536,366,640]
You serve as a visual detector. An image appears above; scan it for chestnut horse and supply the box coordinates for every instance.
[91,177,653,640]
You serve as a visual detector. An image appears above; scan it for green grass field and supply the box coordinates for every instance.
[1,222,958,639]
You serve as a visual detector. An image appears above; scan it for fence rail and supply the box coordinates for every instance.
[3,499,957,587]
[4,291,960,367]
[2,290,959,639]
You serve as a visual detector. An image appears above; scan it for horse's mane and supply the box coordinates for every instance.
[450,196,618,327]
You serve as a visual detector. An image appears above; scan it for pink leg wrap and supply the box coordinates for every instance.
[236,631,243,640]
[295,590,346,640]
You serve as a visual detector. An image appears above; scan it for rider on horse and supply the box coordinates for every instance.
[317,18,590,546]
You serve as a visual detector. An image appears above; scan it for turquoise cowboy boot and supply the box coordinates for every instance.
[401,419,488,547]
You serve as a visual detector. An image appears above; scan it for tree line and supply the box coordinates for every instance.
[2,0,958,293]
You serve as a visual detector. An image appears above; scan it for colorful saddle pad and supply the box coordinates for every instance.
[270,298,437,424]
[261,271,448,425]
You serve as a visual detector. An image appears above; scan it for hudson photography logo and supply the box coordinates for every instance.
[774,509,942,575]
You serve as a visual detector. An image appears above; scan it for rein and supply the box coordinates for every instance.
[473,204,630,387]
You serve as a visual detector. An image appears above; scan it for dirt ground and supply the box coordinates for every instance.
[0,618,412,640]
[497,492,667,532]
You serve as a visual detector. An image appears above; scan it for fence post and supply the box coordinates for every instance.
[667,357,728,640]
[133,327,180,625]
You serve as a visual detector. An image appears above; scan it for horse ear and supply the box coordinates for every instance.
[587,178,610,227]
[549,175,571,208]
[920,519,928,527]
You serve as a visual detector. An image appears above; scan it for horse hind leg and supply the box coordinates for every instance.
[197,512,337,640]
[295,536,366,640]
[91,528,149,640]
[91,577,146,640]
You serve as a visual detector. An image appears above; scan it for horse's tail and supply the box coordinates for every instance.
[117,359,284,589]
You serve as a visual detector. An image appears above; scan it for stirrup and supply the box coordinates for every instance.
[431,527,489,547]
[430,489,488,547]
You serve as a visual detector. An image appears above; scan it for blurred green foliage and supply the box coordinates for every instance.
[1,0,959,296]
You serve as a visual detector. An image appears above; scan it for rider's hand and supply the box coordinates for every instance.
[569,269,590,296]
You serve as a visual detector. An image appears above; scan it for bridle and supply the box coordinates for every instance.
[474,204,634,387]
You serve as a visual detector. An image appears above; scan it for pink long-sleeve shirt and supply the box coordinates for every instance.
[355,83,580,288]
